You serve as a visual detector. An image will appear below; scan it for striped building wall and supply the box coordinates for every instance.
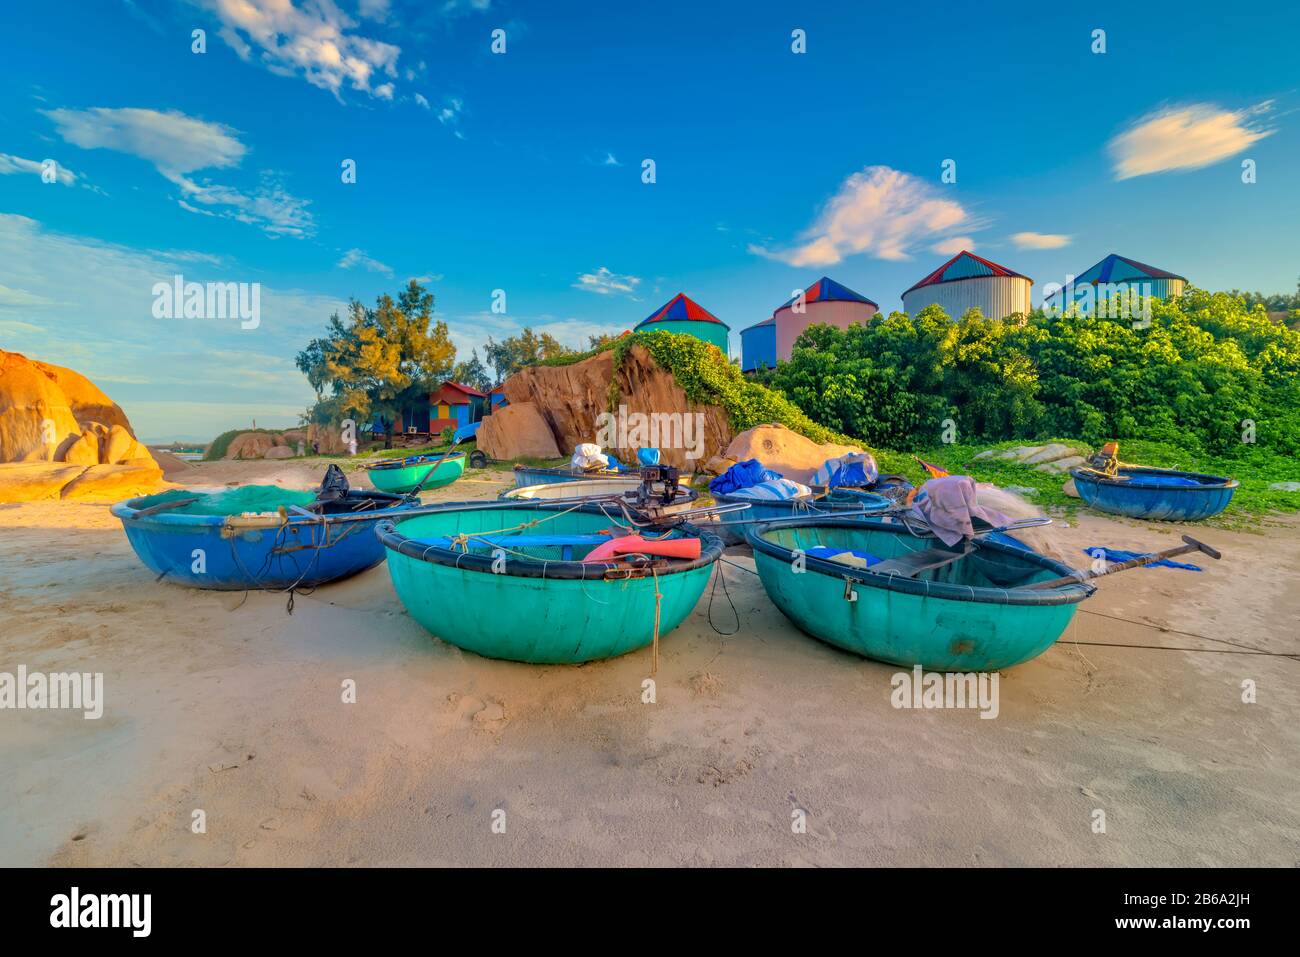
[775,299,878,360]
[902,276,1033,322]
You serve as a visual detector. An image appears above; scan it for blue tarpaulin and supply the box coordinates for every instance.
[637,448,661,466]
[709,458,783,495]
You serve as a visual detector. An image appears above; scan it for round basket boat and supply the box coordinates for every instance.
[376,501,723,663]
[111,487,419,590]
[1069,466,1237,522]
[365,451,466,494]
[500,478,699,505]
[708,488,892,546]
[512,464,627,487]
[747,517,1093,671]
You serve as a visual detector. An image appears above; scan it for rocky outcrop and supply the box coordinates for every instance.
[499,345,732,469]
[478,402,562,460]
[0,350,164,501]
[226,432,281,460]
[720,424,864,485]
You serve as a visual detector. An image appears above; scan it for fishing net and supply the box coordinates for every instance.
[133,486,320,516]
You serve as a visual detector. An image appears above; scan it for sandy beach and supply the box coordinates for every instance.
[1,460,1297,867]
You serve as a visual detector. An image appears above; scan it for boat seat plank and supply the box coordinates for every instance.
[869,545,972,578]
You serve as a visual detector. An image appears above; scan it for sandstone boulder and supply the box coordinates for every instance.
[478,402,562,460]
[307,423,348,455]
[722,424,864,485]
[264,446,295,459]
[60,462,166,501]
[500,345,733,469]
[0,350,82,461]
[149,450,194,477]
[0,463,90,503]
[226,432,278,460]
[61,430,102,466]
[29,358,134,434]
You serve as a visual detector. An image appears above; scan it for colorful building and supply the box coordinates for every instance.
[772,276,878,362]
[634,293,730,353]
[740,317,776,371]
[390,381,489,436]
[902,251,1032,321]
[1048,253,1188,312]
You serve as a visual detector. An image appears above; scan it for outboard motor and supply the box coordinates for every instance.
[635,464,680,507]
[315,464,351,504]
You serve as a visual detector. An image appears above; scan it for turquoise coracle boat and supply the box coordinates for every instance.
[377,502,722,663]
[748,517,1094,671]
[365,451,466,494]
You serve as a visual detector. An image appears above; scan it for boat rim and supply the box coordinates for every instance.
[746,516,1094,606]
[512,464,626,477]
[365,450,467,472]
[1068,465,1238,491]
[110,489,417,527]
[375,500,723,580]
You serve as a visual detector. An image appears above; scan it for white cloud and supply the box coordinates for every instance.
[358,0,391,20]
[1011,231,1071,250]
[750,166,975,266]
[931,236,974,255]
[414,92,430,109]
[0,152,77,185]
[202,0,402,101]
[337,248,394,274]
[44,106,314,238]
[1108,102,1275,180]
[602,152,621,167]
[438,96,464,126]
[573,267,641,298]
[44,106,246,172]
[0,282,57,307]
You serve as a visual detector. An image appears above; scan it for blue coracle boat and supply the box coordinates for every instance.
[513,464,629,487]
[709,488,893,545]
[1070,466,1237,521]
[112,486,420,590]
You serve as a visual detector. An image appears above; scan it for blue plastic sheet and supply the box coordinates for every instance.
[637,448,661,466]
[1082,547,1202,571]
[709,458,783,495]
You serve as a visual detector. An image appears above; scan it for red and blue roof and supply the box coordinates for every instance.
[777,276,877,311]
[741,316,775,332]
[1071,253,1186,286]
[904,251,1030,295]
[635,293,729,329]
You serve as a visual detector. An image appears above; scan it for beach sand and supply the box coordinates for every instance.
[1,460,1296,867]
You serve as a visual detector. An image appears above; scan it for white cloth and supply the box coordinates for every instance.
[571,443,609,471]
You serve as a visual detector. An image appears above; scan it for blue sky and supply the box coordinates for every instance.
[1,0,1296,441]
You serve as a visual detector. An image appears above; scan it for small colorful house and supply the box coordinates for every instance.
[389,381,489,436]
[633,293,730,354]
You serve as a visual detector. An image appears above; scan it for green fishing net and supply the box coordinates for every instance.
[132,486,320,516]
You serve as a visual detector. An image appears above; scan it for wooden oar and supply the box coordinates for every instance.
[404,438,467,500]
[1022,534,1222,590]
[131,497,199,518]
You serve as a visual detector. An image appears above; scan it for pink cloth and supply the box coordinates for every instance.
[910,476,1010,546]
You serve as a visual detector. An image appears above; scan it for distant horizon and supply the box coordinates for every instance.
[3,1,1297,439]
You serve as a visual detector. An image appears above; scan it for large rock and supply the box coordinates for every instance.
[59,462,166,500]
[478,402,562,460]
[500,345,732,468]
[0,463,90,503]
[307,423,348,455]
[29,357,134,434]
[62,430,102,466]
[149,449,194,477]
[0,350,82,461]
[226,432,278,460]
[722,424,863,485]
[264,446,295,459]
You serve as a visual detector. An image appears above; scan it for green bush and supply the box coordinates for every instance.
[769,290,1300,457]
